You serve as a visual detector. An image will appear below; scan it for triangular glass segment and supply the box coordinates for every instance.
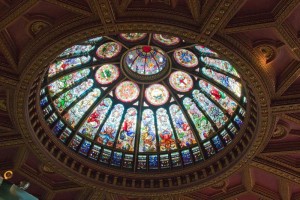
[109,91,114,97]
[101,87,108,91]
[170,97,175,103]
[178,94,184,98]
[93,57,97,62]
[133,101,139,106]
[143,102,149,107]
[195,68,200,72]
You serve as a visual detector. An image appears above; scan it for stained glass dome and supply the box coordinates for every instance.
[40,33,247,171]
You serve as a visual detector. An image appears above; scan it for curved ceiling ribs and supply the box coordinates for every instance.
[0,0,299,199]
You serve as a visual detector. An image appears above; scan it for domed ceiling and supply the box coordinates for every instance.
[0,0,300,199]
[40,33,246,171]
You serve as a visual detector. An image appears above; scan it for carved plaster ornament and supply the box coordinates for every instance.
[0,99,7,111]
[25,15,53,37]
[211,180,228,192]
[253,40,283,64]
[41,164,54,174]
[272,121,290,139]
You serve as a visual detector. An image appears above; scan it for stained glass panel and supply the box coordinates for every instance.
[48,56,90,77]
[202,67,241,97]
[201,56,240,78]
[195,45,218,57]
[48,69,90,97]
[120,33,147,42]
[79,98,112,140]
[169,104,196,147]
[140,109,157,152]
[192,90,228,128]
[169,71,193,92]
[153,34,180,46]
[53,79,94,112]
[63,88,101,128]
[96,42,122,59]
[156,108,177,152]
[183,97,213,140]
[116,108,138,151]
[145,84,169,106]
[59,44,94,58]
[199,80,237,115]
[174,49,198,68]
[95,64,119,85]
[125,46,167,75]
[115,81,140,103]
[98,104,124,146]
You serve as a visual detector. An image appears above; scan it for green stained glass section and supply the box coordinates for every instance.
[53,79,94,113]
[183,97,213,140]
[48,69,90,96]
[192,90,228,128]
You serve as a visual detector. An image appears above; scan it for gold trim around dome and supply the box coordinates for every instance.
[12,22,273,196]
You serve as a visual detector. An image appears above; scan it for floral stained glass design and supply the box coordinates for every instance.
[41,33,247,171]
[153,34,180,46]
[169,71,193,92]
[115,81,140,102]
[95,64,119,84]
[96,42,122,59]
[120,33,147,42]
[174,49,198,68]
[145,84,169,106]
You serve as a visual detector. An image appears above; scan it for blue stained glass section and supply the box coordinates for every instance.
[79,140,92,156]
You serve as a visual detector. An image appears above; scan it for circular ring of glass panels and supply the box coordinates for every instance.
[40,33,247,171]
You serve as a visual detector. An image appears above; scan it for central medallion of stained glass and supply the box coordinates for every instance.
[40,33,247,171]
[121,45,171,83]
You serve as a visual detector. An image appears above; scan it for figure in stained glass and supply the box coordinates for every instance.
[156,108,177,151]
[202,68,241,97]
[193,90,228,128]
[201,56,240,78]
[183,97,213,140]
[116,108,138,151]
[48,69,90,96]
[199,80,237,115]
[53,79,94,112]
[97,104,124,146]
[140,109,157,152]
[48,56,90,77]
[79,98,112,139]
[169,104,196,148]
[64,88,101,128]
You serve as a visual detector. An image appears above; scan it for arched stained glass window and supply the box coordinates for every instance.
[40,33,247,171]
